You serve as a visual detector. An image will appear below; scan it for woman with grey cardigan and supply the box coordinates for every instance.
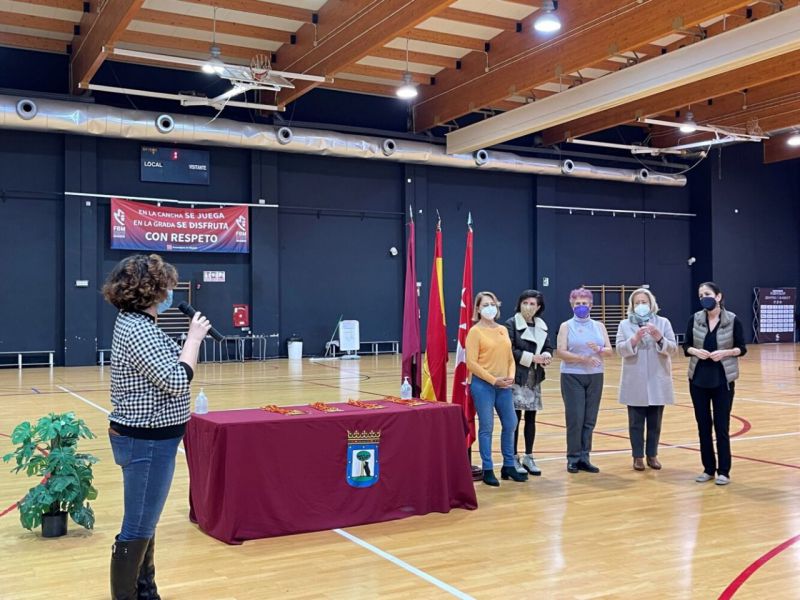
[615,288,677,472]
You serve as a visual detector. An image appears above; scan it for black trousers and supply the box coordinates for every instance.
[627,405,664,458]
[690,381,735,477]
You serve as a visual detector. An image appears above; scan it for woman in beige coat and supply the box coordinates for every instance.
[615,288,677,471]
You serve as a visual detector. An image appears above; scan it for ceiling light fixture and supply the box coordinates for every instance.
[396,38,418,100]
[786,133,800,147]
[534,0,561,33]
[202,7,225,75]
[679,110,697,133]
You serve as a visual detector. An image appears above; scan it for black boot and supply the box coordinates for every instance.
[500,466,528,482]
[482,469,500,486]
[111,536,150,600]
[137,537,161,600]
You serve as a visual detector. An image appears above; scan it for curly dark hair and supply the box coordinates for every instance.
[102,254,178,312]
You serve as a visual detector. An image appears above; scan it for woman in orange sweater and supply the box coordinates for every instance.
[466,291,528,486]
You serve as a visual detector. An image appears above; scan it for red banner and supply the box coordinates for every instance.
[110,198,249,253]
[452,217,476,446]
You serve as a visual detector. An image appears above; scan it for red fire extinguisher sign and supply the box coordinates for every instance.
[233,304,249,328]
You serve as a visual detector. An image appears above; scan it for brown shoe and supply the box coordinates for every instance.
[633,457,645,471]
[647,456,662,470]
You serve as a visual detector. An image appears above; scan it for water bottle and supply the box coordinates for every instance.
[400,376,412,400]
[194,387,208,414]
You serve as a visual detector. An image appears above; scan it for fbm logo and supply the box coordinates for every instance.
[346,430,380,488]
[112,208,126,238]
[235,215,247,243]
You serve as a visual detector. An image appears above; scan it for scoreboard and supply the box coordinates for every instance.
[141,146,210,185]
[753,288,796,343]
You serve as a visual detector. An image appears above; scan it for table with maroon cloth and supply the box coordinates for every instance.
[183,400,478,544]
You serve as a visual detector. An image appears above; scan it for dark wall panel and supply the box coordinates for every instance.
[95,139,253,346]
[710,145,800,335]
[538,176,692,330]
[426,167,534,349]
[0,131,64,359]
[277,154,404,356]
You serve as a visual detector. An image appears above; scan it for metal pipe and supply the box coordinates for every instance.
[0,95,686,186]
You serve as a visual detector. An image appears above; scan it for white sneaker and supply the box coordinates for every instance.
[521,454,542,476]
[513,456,527,474]
[695,472,714,483]
[715,475,731,486]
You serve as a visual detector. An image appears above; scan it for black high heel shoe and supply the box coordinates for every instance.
[500,466,528,482]
[482,470,500,486]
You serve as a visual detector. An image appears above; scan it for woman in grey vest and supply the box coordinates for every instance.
[683,282,747,485]
[557,287,613,473]
[615,288,677,471]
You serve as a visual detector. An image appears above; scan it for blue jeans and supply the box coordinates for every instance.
[109,432,182,541]
[470,377,516,470]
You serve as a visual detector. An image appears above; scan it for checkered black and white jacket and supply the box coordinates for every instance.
[109,311,193,430]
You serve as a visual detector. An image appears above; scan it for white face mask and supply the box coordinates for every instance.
[634,304,651,317]
[480,305,498,320]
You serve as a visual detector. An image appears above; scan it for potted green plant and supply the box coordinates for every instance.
[2,412,99,537]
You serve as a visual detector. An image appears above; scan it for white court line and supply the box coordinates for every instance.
[57,385,110,415]
[57,385,186,454]
[333,528,475,600]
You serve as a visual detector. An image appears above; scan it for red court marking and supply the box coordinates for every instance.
[0,431,49,519]
[718,533,800,599]
[539,415,800,469]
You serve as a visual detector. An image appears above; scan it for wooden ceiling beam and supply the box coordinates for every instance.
[179,0,314,24]
[763,131,800,164]
[437,8,519,31]
[273,0,454,107]
[0,9,74,34]
[319,78,400,98]
[134,8,293,44]
[342,64,431,85]
[116,30,262,62]
[0,30,67,53]
[403,28,489,52]
[542,48,800,145]
[15,0,83,10]
[412,0,752,132]
[368,46,456,69]
[70,0,145,92]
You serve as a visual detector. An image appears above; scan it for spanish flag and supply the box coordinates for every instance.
[421,220,447,402]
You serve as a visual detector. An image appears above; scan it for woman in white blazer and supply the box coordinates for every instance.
[615,288,677,471]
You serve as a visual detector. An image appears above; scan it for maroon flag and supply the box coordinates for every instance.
[452,214,476,445]
[401,209,422,396]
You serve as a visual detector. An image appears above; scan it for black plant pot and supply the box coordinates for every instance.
[41,512,68,538]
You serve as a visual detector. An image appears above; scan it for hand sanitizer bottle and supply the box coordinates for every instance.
[400,377,412,400]
[194,387,208,414]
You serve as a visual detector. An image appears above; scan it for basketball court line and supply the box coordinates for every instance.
[18,386,800,598]
[30,384,479,599]
[333,528,476,600]
[718,533,800,599]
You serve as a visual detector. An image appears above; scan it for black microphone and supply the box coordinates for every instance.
[177,301,224,342]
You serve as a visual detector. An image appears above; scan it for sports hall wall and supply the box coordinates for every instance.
[0,50,797,366]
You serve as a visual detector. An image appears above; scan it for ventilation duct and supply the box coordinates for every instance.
[0,95,685,186]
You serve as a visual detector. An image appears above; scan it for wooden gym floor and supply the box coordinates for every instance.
[0,345,797,599]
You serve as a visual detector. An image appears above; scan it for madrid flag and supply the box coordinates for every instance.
[420,221,447,402]
[452,215,476,446]
[401,214,422,396]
